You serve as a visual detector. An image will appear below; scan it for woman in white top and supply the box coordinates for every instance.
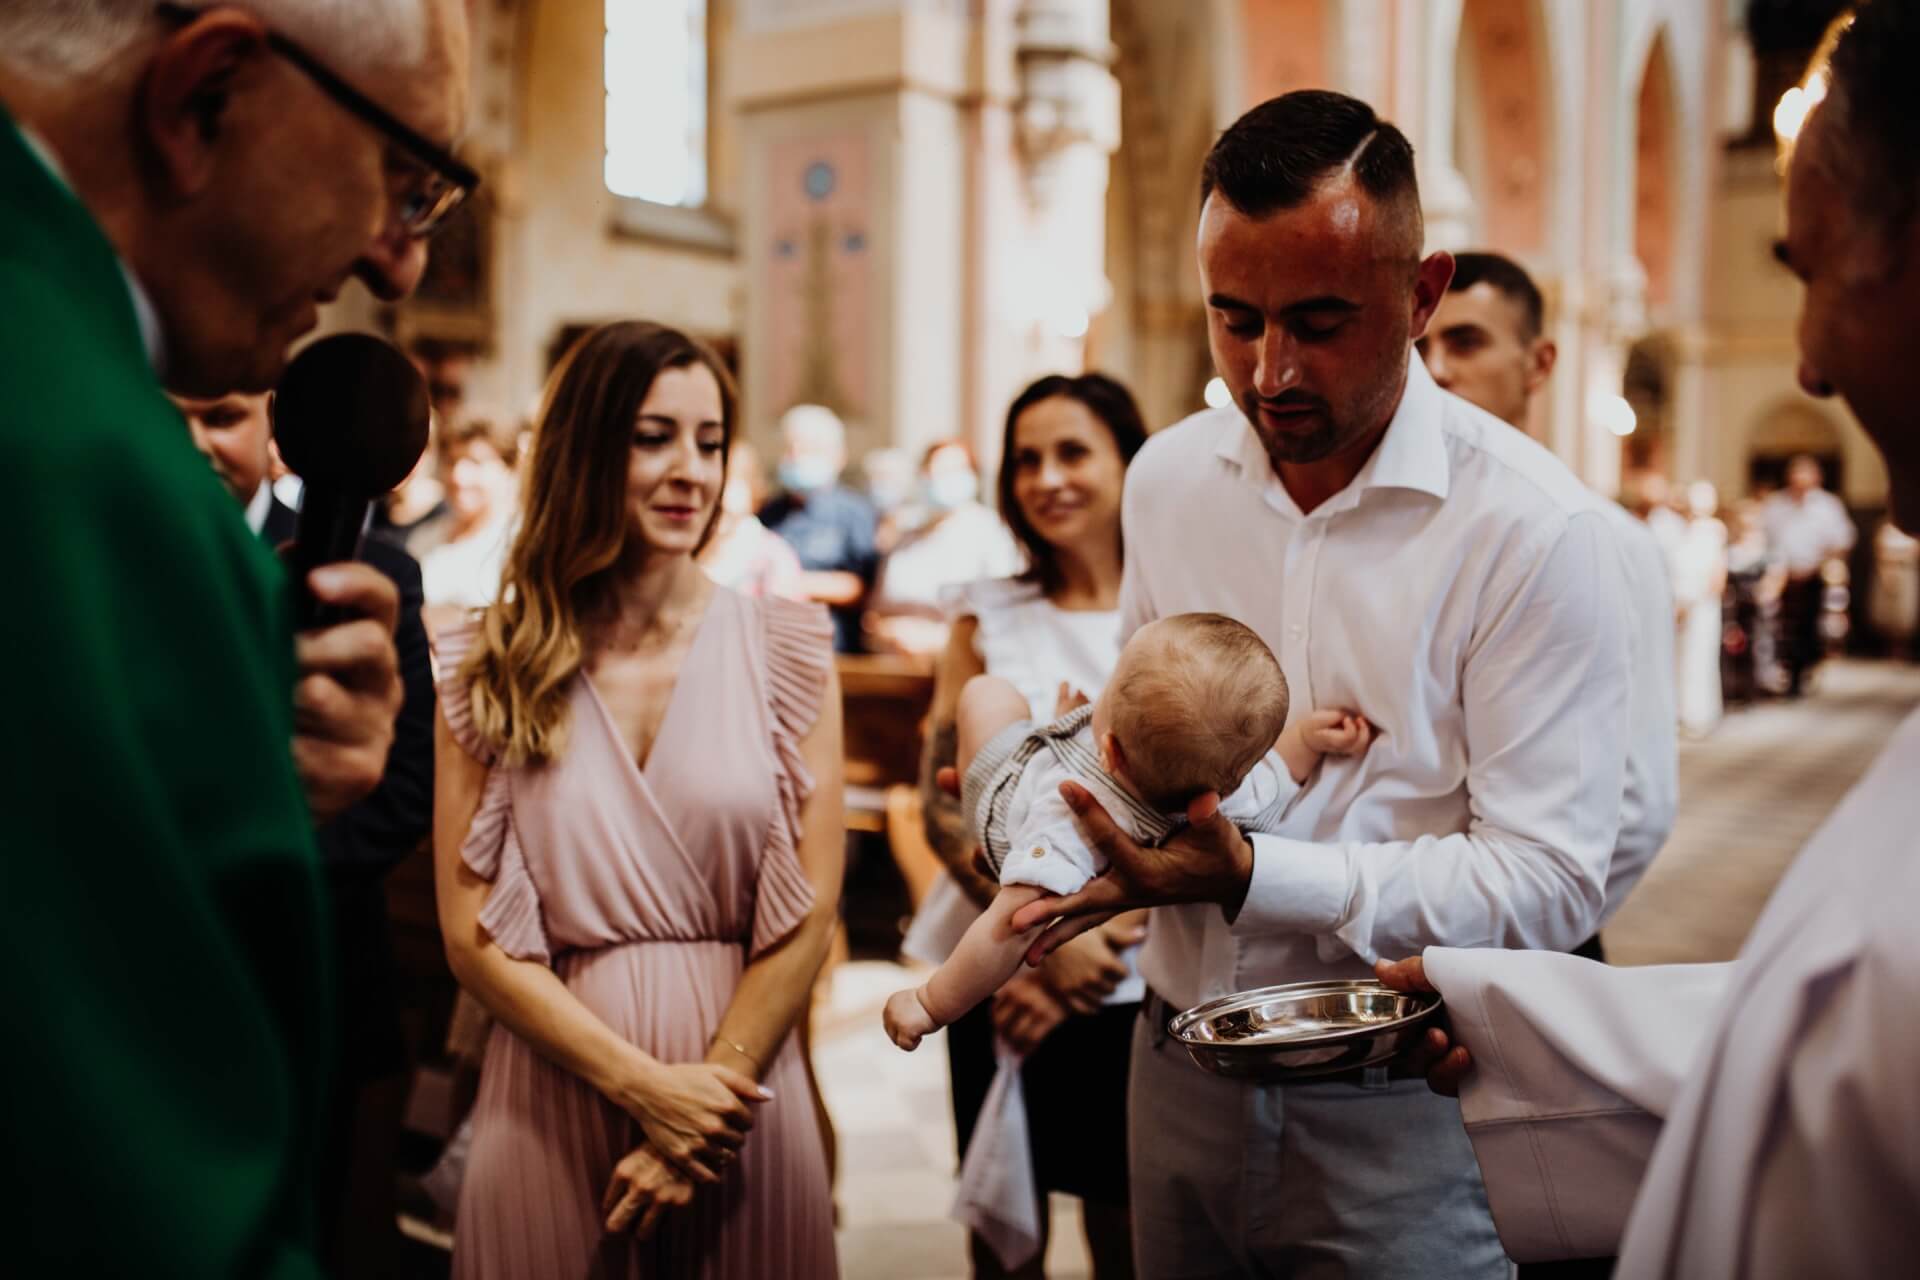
[909,373,1147,1279]
[420,419,519,624]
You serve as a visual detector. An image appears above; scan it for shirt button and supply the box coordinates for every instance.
[1030,846,1047,859]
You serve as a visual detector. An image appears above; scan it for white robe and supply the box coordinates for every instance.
[1423,705,1920,1276]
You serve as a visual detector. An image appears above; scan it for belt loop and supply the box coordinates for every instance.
[1143,989,1172,1048]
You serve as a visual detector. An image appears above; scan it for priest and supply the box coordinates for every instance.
[0,2,467,1273]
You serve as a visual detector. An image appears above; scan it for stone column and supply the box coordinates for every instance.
[731,0,1114,466]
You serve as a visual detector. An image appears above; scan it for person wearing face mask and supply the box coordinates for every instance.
[433,322,844,1275]
[0,1,468,1272]
[761,402,882,651]
[864,439,1024,657]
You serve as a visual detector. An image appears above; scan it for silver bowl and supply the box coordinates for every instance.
[1169,979,1443,1082]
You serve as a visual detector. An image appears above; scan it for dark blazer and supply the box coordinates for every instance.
[266,498,435,1079]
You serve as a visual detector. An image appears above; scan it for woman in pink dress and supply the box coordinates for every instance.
[433,320,844,1278]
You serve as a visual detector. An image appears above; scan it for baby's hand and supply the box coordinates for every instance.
[883,988,938,1052]
[1300,709,1373,757]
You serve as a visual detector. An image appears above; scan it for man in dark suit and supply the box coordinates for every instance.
[179,390,436,1277]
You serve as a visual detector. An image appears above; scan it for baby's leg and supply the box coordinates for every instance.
[956,673,1034,778]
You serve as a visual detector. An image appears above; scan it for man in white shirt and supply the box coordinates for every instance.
[1380,6,1920,1274]
[1761,453,1856,695]
[1011,90,1632,1277]
[1420,251,1679,963]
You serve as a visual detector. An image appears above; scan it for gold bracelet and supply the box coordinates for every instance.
[713,1035,761,1070]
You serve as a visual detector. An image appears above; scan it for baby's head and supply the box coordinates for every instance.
[1094,613,1290,810]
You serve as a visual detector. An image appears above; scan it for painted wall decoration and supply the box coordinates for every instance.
[765,130,874,420]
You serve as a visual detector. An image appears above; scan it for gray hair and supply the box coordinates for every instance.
[0,1,430,83]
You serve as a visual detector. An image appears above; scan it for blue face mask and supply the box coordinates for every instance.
[924,470,979,511]
[779,457,837,494]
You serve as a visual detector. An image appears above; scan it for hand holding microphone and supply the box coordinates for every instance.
[273,334,430,824]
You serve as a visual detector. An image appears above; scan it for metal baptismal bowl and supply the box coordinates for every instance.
[1169,979,1444,1082]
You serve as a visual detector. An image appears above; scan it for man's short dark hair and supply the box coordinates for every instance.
[1199,90,1421,247]
[1449,252,1546,339]
[1824,1,1920,231]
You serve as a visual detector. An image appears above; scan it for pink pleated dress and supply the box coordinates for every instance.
[434,590,839,1279]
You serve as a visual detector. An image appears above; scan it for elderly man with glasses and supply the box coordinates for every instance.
[0,2,469,1273]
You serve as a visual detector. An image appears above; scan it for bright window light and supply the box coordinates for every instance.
[605,0,708,207]
[1204,377,1232,409]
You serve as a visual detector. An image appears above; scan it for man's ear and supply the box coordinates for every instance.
[1526,338,1559,394]
[1409,251,1456,343]
[139,10,271,198]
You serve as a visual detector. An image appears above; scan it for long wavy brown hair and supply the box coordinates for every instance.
[459,321,735,765]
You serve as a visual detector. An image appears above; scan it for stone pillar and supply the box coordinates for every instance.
[1408,0,1475,250]
[730,0,1114,467]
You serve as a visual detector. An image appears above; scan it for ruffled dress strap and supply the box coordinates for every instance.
[751,594,834,957]
[430,615,552,964]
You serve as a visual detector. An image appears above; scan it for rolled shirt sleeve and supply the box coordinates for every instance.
[1234,510,1632,962]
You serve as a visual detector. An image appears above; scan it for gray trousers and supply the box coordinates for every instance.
[1128,1005,1510,1280]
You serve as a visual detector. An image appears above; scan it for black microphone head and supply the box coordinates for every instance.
[272,332,431,497]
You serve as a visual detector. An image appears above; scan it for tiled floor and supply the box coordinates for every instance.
[819,658,1920,1279]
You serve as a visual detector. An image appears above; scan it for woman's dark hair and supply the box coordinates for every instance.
[997,372,1148,595]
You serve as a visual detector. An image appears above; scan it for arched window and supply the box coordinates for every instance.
[605,0,708,207]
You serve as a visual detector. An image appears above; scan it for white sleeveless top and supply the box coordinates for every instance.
[949,577,1122,721]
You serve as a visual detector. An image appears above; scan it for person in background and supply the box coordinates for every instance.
[433,321,842,1276]
[1868,513,1920,659]
[379,434,453,555]
[865,438,1024,657]
[1672,480,1728,737]
[701,439,806,599]
[862,445,921,551]
[1762,452,1857,694]
[1419,248,1677,965]
[761,402,880,652]
[420,417,519,624]
[1634,470,1689,563]
[909,372,1149,1279]
[1723,499,1786,704]
[177,389,436,1277]
[0,0,468,1271]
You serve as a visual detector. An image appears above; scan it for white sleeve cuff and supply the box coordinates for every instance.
[1230,833,1347,935]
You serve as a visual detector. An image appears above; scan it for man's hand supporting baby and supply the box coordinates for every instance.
[1007,783,1255,965]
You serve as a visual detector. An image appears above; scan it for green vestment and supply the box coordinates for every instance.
[0,109,331,1276]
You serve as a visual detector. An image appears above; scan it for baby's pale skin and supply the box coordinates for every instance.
[883,667,1373,1051]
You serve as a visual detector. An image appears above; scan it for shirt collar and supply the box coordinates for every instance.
[16,124,168,375]
[245,481,274,536]
[1211,349,1452,512]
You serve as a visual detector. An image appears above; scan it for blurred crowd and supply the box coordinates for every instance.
[1621,453,1908,737]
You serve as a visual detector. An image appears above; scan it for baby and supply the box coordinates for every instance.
[884,612,1371,1051]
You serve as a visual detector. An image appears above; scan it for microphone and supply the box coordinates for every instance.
[272,333,431,629]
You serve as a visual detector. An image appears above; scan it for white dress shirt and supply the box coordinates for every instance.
[1425,703,1920,1275]
[1598,504,1679,925]
[1760,487,1856,576]
[1121,353,1633,1009]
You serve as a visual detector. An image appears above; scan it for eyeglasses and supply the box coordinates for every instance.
[155,3,478,238]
